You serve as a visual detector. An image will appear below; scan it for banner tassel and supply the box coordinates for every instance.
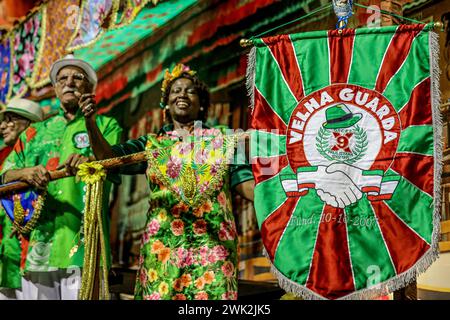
[246,46,256,111]
[430,29,443,255]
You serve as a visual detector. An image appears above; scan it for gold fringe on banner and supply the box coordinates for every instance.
[77,162,110,300]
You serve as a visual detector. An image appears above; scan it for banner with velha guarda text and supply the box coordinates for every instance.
[247,23,442,300]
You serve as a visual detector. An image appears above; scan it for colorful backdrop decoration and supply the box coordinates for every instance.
[74,0,198,110]
[0,0,321,112]
[10,11,43,99]
[30,0,81,88]
[0,0,166,106]
[247,23,441,300]
[66,0,115,52]
[0,38,12,105]
[112,0,158,30]
[78,0,311,112]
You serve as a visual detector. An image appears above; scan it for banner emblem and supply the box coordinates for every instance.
[283,84,401,208]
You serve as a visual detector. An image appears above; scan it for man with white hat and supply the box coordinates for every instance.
[0,54,122,300]
[0,98,43,300]
[0,98,44,148]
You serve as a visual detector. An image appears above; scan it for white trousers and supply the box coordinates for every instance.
[21,268,81,300]
[0,288,23,300]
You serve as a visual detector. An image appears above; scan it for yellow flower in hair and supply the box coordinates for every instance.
[160,64,197,104]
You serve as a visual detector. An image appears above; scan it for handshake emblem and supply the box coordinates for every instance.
[281,162,400,208]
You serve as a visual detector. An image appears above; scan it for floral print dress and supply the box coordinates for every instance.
[133,128,244,300]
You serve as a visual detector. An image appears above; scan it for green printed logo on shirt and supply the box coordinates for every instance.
[73,132,90,149]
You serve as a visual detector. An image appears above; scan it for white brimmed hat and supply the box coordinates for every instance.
[49,54,97,90]
[0,98,44,122]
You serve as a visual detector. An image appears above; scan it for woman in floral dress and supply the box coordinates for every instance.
[83,64,254,300]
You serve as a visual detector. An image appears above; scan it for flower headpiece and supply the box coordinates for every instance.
[160,64,197,108]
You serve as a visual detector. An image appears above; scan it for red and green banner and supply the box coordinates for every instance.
[248,24,441,300]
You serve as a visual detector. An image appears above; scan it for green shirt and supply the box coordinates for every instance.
[0,146,22,289]
[0,196,22,289]
[2,110,122,271]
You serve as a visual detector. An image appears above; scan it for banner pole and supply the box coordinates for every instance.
[0,151,148,195]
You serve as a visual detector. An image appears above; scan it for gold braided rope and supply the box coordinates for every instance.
[96,180,110,299]
[77,162,109,300]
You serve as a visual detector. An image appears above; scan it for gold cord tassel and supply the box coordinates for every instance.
[77,162,109,300]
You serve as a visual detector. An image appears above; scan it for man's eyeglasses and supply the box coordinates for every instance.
[56,73,86,86]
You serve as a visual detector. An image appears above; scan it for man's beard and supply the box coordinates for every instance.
[60,87,80,113]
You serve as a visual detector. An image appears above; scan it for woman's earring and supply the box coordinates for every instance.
[200,107,204,111]
[163,105,169,123]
